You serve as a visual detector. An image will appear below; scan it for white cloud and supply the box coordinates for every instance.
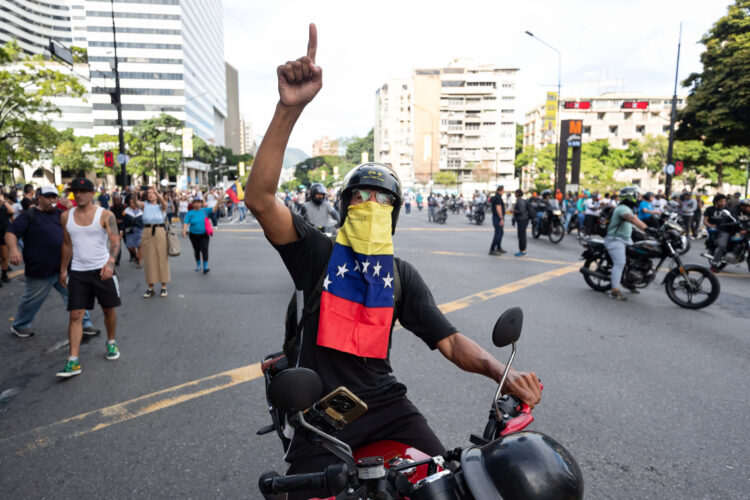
[224,0,731,156]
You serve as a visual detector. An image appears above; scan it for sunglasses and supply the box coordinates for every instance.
[351,188,394,206]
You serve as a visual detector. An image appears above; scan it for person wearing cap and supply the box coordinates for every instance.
[4,186,99,338]
[57,177,121,378]
[140,186,170,298]
[182,196,224,273]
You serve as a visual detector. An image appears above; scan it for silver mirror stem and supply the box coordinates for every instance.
[493,342,516,418]
[295,411,356,473]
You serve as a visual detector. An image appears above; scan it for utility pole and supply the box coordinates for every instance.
[110,0,127,188]
[664,23,682,198]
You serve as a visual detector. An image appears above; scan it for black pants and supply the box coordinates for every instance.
[584,214,599,235]
[188,233,209,262]
[490,217,504,251]
[516,218,529,252]
[713,230,731,263]
[284,397,444,500]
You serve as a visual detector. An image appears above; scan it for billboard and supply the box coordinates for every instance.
[182,128,193,158]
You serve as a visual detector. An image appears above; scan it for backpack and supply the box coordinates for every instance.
[599,205,616,236]
[283,260,403,365]
[526,199,537,219]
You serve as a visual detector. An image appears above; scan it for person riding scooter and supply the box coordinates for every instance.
[243,23,542,500]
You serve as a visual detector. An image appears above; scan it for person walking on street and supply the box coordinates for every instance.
[141,187,170,298]
[123,195,144,268]
[512,189,530,256]
[0,189,15,284]
[489,185,506,255]
[5,186,99,338]
[182,197,223,273]
[57,178,121,378]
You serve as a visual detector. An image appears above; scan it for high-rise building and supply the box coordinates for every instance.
[375,61,518,190]
[224,62,240,154]
[239,114,255,156]
[312,136,339,157]
[0,0,73,54]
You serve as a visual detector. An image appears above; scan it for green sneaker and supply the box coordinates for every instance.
[56,359,81,378]
[106,341,120,360]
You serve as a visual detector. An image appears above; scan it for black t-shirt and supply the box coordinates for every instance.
[704,206,733,227]
[21,197,33,211]
[490,193,505,219]
[273,212,457,409]
[7,208,63,278]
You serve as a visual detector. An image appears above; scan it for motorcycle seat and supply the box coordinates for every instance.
[586,237,605,247]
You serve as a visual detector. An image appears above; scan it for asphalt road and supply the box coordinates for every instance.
[1,208,748,499]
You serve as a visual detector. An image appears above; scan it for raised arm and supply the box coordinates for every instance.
[244,23,322,245]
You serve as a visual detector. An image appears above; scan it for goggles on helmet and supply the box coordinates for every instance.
[351,188,395,206]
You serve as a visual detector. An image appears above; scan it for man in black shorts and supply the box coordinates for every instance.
[245,24,541,498]
[57,178,122,378]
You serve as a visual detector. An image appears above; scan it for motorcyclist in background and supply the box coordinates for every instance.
[605,187,649,301]
[704,194,747,271]
[301,182,340,231]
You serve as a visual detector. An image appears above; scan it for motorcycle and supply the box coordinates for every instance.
[466,204,485,225]
[434,204,448,224]
[257,308,584,500]
[654,212,690,255]
[701,214,750,272]
[448,199,462,215]
[531,210,565,244]
[566,212,579,234]
[579,226,720,309]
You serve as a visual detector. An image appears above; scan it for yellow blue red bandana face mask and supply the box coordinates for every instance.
[317,201,395,359]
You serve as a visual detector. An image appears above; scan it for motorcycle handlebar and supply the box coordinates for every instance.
[259,464,349,496]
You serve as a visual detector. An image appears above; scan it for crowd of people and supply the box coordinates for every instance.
[0,179,241,378]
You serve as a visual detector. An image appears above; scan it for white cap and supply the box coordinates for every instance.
[41,185,59,197]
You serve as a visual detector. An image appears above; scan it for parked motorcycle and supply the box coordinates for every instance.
[579,226,720,309]
[257,308,584,500]
[531,210,565,244]
[701,214,750,272]
[434,204,448,224]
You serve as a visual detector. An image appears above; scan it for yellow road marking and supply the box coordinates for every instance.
[3,364,261,455]
[439,265,580,314]
[8,269,24,278]
[5,264,578,453]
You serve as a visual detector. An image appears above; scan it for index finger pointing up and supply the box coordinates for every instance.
[307,23,317,63]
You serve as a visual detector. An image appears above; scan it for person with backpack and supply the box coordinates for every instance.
[604,187,649,301]
[244,24,541,498]
[4,186,100,337]
[182,197,223,274]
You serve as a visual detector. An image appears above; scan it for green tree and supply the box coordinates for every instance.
[514,144,555,192]
[345,128,374,164]
[677,0,750,147]
[128,113,183,179]
[52,129,94,177]
[433,170,458,187]
[0,40,86,183]
[625,134,668,174]
[515,123,524,156]
[294,155,355,188]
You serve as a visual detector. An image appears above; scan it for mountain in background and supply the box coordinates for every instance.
[283,147,309,169]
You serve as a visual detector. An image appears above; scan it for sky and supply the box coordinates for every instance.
[223,0,732,156]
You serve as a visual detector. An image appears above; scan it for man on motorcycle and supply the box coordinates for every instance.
[244,24,542,498]
[534,190,551,228]
[637,192,661,228]
[300,182,340,231]
[604,187,649,301]
[705,194,746,271]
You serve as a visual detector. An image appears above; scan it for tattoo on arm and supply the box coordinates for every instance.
[106,213,120,264]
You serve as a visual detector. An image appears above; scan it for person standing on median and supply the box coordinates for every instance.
[57,178,121,378]
[489,185,506,255]
[4,186,100,338]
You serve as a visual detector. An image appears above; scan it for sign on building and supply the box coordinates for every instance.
[544,92,558,133]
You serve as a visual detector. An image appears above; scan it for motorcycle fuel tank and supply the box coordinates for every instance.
[628,239,662,258]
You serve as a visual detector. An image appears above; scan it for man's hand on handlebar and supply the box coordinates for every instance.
[504,369,542,410]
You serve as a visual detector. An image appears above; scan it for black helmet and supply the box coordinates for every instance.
[461,431,584,500]
[619,186,640,206]
[340,163,402,234]
[540,189,552,198]
[643,191,655,200]
[310,183,326,205]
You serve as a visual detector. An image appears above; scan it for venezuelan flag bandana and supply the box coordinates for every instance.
[317,201,395,359]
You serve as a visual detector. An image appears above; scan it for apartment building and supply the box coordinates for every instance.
[375,61,518,190]
[312,136,339,157]
[239,114,255,156]
[524,93,686,151]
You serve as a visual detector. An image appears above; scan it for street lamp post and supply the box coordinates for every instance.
[525,31,561,188]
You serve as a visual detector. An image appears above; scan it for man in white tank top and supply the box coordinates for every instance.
[57,178,122,378]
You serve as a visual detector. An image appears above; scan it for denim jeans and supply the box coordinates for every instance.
[13,274,93,330]
[490,217,504,251]
[238,205,247,222]
[604,236,631,290]
[564,211,574,231]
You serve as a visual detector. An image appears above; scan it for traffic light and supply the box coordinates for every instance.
[675,161,683,175]
[104,151,114,168]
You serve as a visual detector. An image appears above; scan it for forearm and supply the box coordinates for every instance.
[5,232,19,252]
[61,243,72,272]
[245,103,303,213]
[438,333,505,383]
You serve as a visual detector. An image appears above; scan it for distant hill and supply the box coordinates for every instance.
[283,147,309,169]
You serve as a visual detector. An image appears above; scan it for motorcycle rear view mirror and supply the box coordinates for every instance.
[268,368,323,412]
[492,307,523,348]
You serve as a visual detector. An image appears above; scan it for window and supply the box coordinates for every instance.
[467,82,496,88]
[502,96,515,100]
[466,123,480,130]
[624,112,633,121]
[622,139,631,146]
[449,98,463,105]
[636,125,645,135]
[501,109,514,114]
[609,126,618,135]
[597,112,605,120]
[484,96,496,101]
[442,81,465,87]
[663,125,670,133]
[502,82,514,88]
[583,126,591,135]
[447,159,461,168]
